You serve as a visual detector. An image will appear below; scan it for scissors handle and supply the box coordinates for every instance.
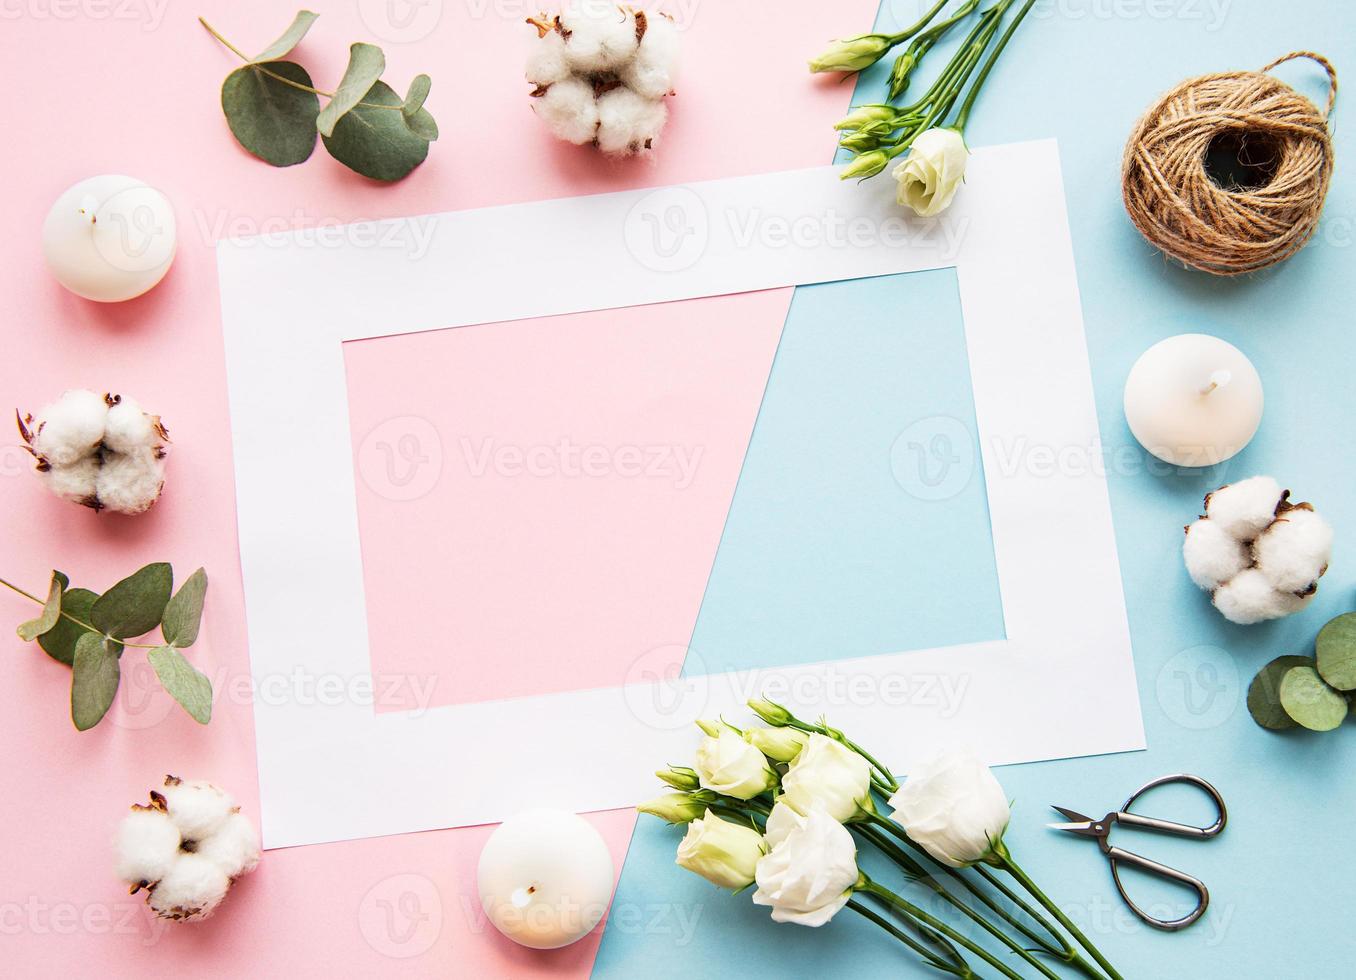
[1107,845,1210,931]
[1119,773,1227,838]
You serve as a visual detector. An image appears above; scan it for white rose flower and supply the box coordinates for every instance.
[752,805,859,926]
[675,809,766,891]
[888,750,1011,868]
[780,733,874,823]
[694,727,778,800]
[744,726,809,764]
[892,127,969,217]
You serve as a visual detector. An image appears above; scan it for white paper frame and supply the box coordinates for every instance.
[217,140,1144,849]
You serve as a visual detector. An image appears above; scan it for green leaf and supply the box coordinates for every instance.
[17,571,68,642]
[148,646,213,724]
[1247,655,1313,731]
[316,42,386,138]
[1279,665,1348,732]
[71,633,120,731]
[322,80,431,182]
[251,9,319,62]
[1316,612,1356,692]
[91,563,172,640]
[402,74,431,120]
[222,61,320,167]
[38,587,102,666]
[161,568,208,648]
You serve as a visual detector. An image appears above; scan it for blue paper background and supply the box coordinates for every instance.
[595,1,1356,976]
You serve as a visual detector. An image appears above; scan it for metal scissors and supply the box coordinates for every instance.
[1049,773,1227,932]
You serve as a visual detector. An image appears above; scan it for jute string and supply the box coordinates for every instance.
[1121,52,1337,276]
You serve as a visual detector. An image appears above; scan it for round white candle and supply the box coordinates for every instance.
[42,175,176,302]
[477,809,614,949]
[1123,334,1263,467]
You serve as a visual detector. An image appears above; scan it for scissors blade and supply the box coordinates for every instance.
[1047,805,1103,839]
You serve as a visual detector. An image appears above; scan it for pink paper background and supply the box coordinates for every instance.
[0,0,873,974]
[344,292,787,710]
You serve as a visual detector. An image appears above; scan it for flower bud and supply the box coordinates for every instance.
[694,718,723,738]
[809,34,893,74]
[638,793,706,825]
[655,766,701,791]
[744,726,809,764]
[746,698,794,727]
[888,51,918,100]
[839,131,885,154]
[840,150,891,181]
[676,809,766,891]
[834,104,898,132]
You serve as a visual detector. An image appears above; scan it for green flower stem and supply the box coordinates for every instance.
[855,824,1062,980]
[901,1,999,114]
[886,0,952,46]
[0,576,156,649]
[974,865,1109,980]
[997,846,1124,980]
[198,17,403,113]
[953,0,1037,132]
[861,878,1025,980]
[847,899,973,977]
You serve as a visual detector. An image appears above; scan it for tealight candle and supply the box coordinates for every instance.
[477,809,614,950]
[42,175,176,302]
[1123,334,1264,467]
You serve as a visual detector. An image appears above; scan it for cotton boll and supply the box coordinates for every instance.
[147,853,231,922]
[1254,508,1334,593]
[559,1,639,73]
[115,809,182,886]
[534,77,600,145]
[622,12,680,98]
[1212,568,1310,625]
[94,448,165,516]
[161,778,236,842]
[195,811,261,878]
[102,396,157,454]
[1183,518,1250,591]
[596,87,667,155]
[526,26,571,86]
[38,455,100,507]
[1204,476,1283,540]
[30,389,107,465]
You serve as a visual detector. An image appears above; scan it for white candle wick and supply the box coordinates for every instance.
[1201,369,1232,396]
[77,194,100,225]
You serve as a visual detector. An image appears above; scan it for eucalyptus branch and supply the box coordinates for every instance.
[0,577,158,650]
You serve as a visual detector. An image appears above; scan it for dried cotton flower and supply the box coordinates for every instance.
[527,2,679,155]
[18,389,169,515]
[116,776,260,923]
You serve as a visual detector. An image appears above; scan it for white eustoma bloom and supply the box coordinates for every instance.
[892,128,969,217]
[763,801,804,850]
[752,806,858,926]
[888,750,1010,868]
[675,809,766,890]
[694,728,778,800]
[780,733,874,823]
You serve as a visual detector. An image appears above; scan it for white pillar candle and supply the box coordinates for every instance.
[1123,334,1264,467]
[42,175,176,302]
[477,809,614,949]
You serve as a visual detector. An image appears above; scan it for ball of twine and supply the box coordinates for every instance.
[1121,52,1337,276]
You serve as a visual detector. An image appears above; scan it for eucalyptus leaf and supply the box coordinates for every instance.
[404,105,439,142]
[162,568,209,648]
[1316,612,1356,692]
[251,9,319,63]
[38,587,103,666]
[316,42,386,138]
[402,74,431,120]
[322,80,431,182]
[148,646,213,724]
[222,61,320,167]
[1279,665,1348,732]
[1247,655,1313,731]
[17,571,67,642]
[91,563,172,640]
[71,633,120,731]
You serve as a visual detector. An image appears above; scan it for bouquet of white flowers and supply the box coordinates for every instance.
[639,701,1123,980]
